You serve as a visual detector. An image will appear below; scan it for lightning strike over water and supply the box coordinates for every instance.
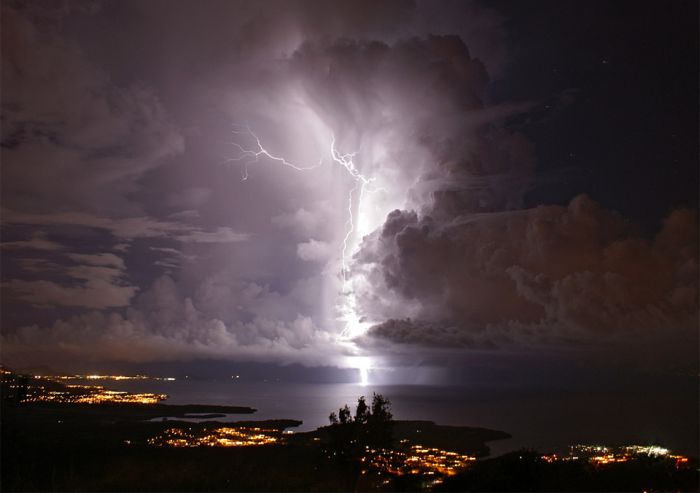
[228,126,377,345]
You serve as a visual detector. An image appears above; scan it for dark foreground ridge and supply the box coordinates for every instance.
[1,397,509,492]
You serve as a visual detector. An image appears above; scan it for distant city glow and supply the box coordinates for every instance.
[540,444,689,468]
[22,387,167,405]
[148,426,281,447]
[362,441,477,487]
[2,370,170,404]
[34,374,176,381]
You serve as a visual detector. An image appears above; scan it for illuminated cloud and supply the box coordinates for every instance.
[1,275,349,366]
[297,239,333,262]
[0,1,696,373]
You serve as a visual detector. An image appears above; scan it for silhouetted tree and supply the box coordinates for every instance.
[325,393,394,461]
[354,396,369,424]
[369,393,392,422]
[338,404,352,424]
[366,393,393,448]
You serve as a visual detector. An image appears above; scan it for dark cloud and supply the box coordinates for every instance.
[356,196,698,349]
[0,232,63,251]
[1,4,184,215]
[3,251,137,309]
[1,209,249,243]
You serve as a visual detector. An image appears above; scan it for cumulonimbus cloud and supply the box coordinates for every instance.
[354,196,698,348]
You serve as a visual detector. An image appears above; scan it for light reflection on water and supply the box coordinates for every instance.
[105,379,697,456]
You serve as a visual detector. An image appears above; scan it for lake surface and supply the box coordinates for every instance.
[106,378,698,456]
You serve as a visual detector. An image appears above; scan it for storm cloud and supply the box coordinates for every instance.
[1,0,696,372]
[356,197,697,348]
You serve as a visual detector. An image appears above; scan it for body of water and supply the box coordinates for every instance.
[105,378,698,456]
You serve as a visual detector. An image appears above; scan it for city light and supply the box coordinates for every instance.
[33,374,176,381]
[540,444,690,468]
[148,427,281,447]
[362,442,476,484]
[0,369,170,405]
[22,388,168,405]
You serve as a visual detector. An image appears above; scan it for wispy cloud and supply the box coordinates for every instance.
[0,232,63,251]
[2,208,249,243]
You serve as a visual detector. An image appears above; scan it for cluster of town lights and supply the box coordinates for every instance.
[22,388,167,405]
[148,427,280,447]
[34,374,176,381]
[540,444,690,468]
[359,441,691,488]
[1,368,172,404]
[362,440,476,485]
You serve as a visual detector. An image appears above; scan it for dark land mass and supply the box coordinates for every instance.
[1,400,350,491]
[2,415,340,491]
[0,400,299,449]
[297,420,510,457]
[2,397,696,492]
[1,400,507,491]
[393,420,511,456]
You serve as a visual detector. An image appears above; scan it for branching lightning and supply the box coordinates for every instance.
[226,125,324,181]
[228,125,375,341]
[330,135,375,285]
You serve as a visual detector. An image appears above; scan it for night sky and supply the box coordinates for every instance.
[1,0,697,392]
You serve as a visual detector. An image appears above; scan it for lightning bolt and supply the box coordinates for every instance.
[228,126,375,340]
[330,135,375,285]
[226,125,324,180]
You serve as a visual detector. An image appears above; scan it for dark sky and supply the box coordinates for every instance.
[493,0,698,228]
[1,0,697,384]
